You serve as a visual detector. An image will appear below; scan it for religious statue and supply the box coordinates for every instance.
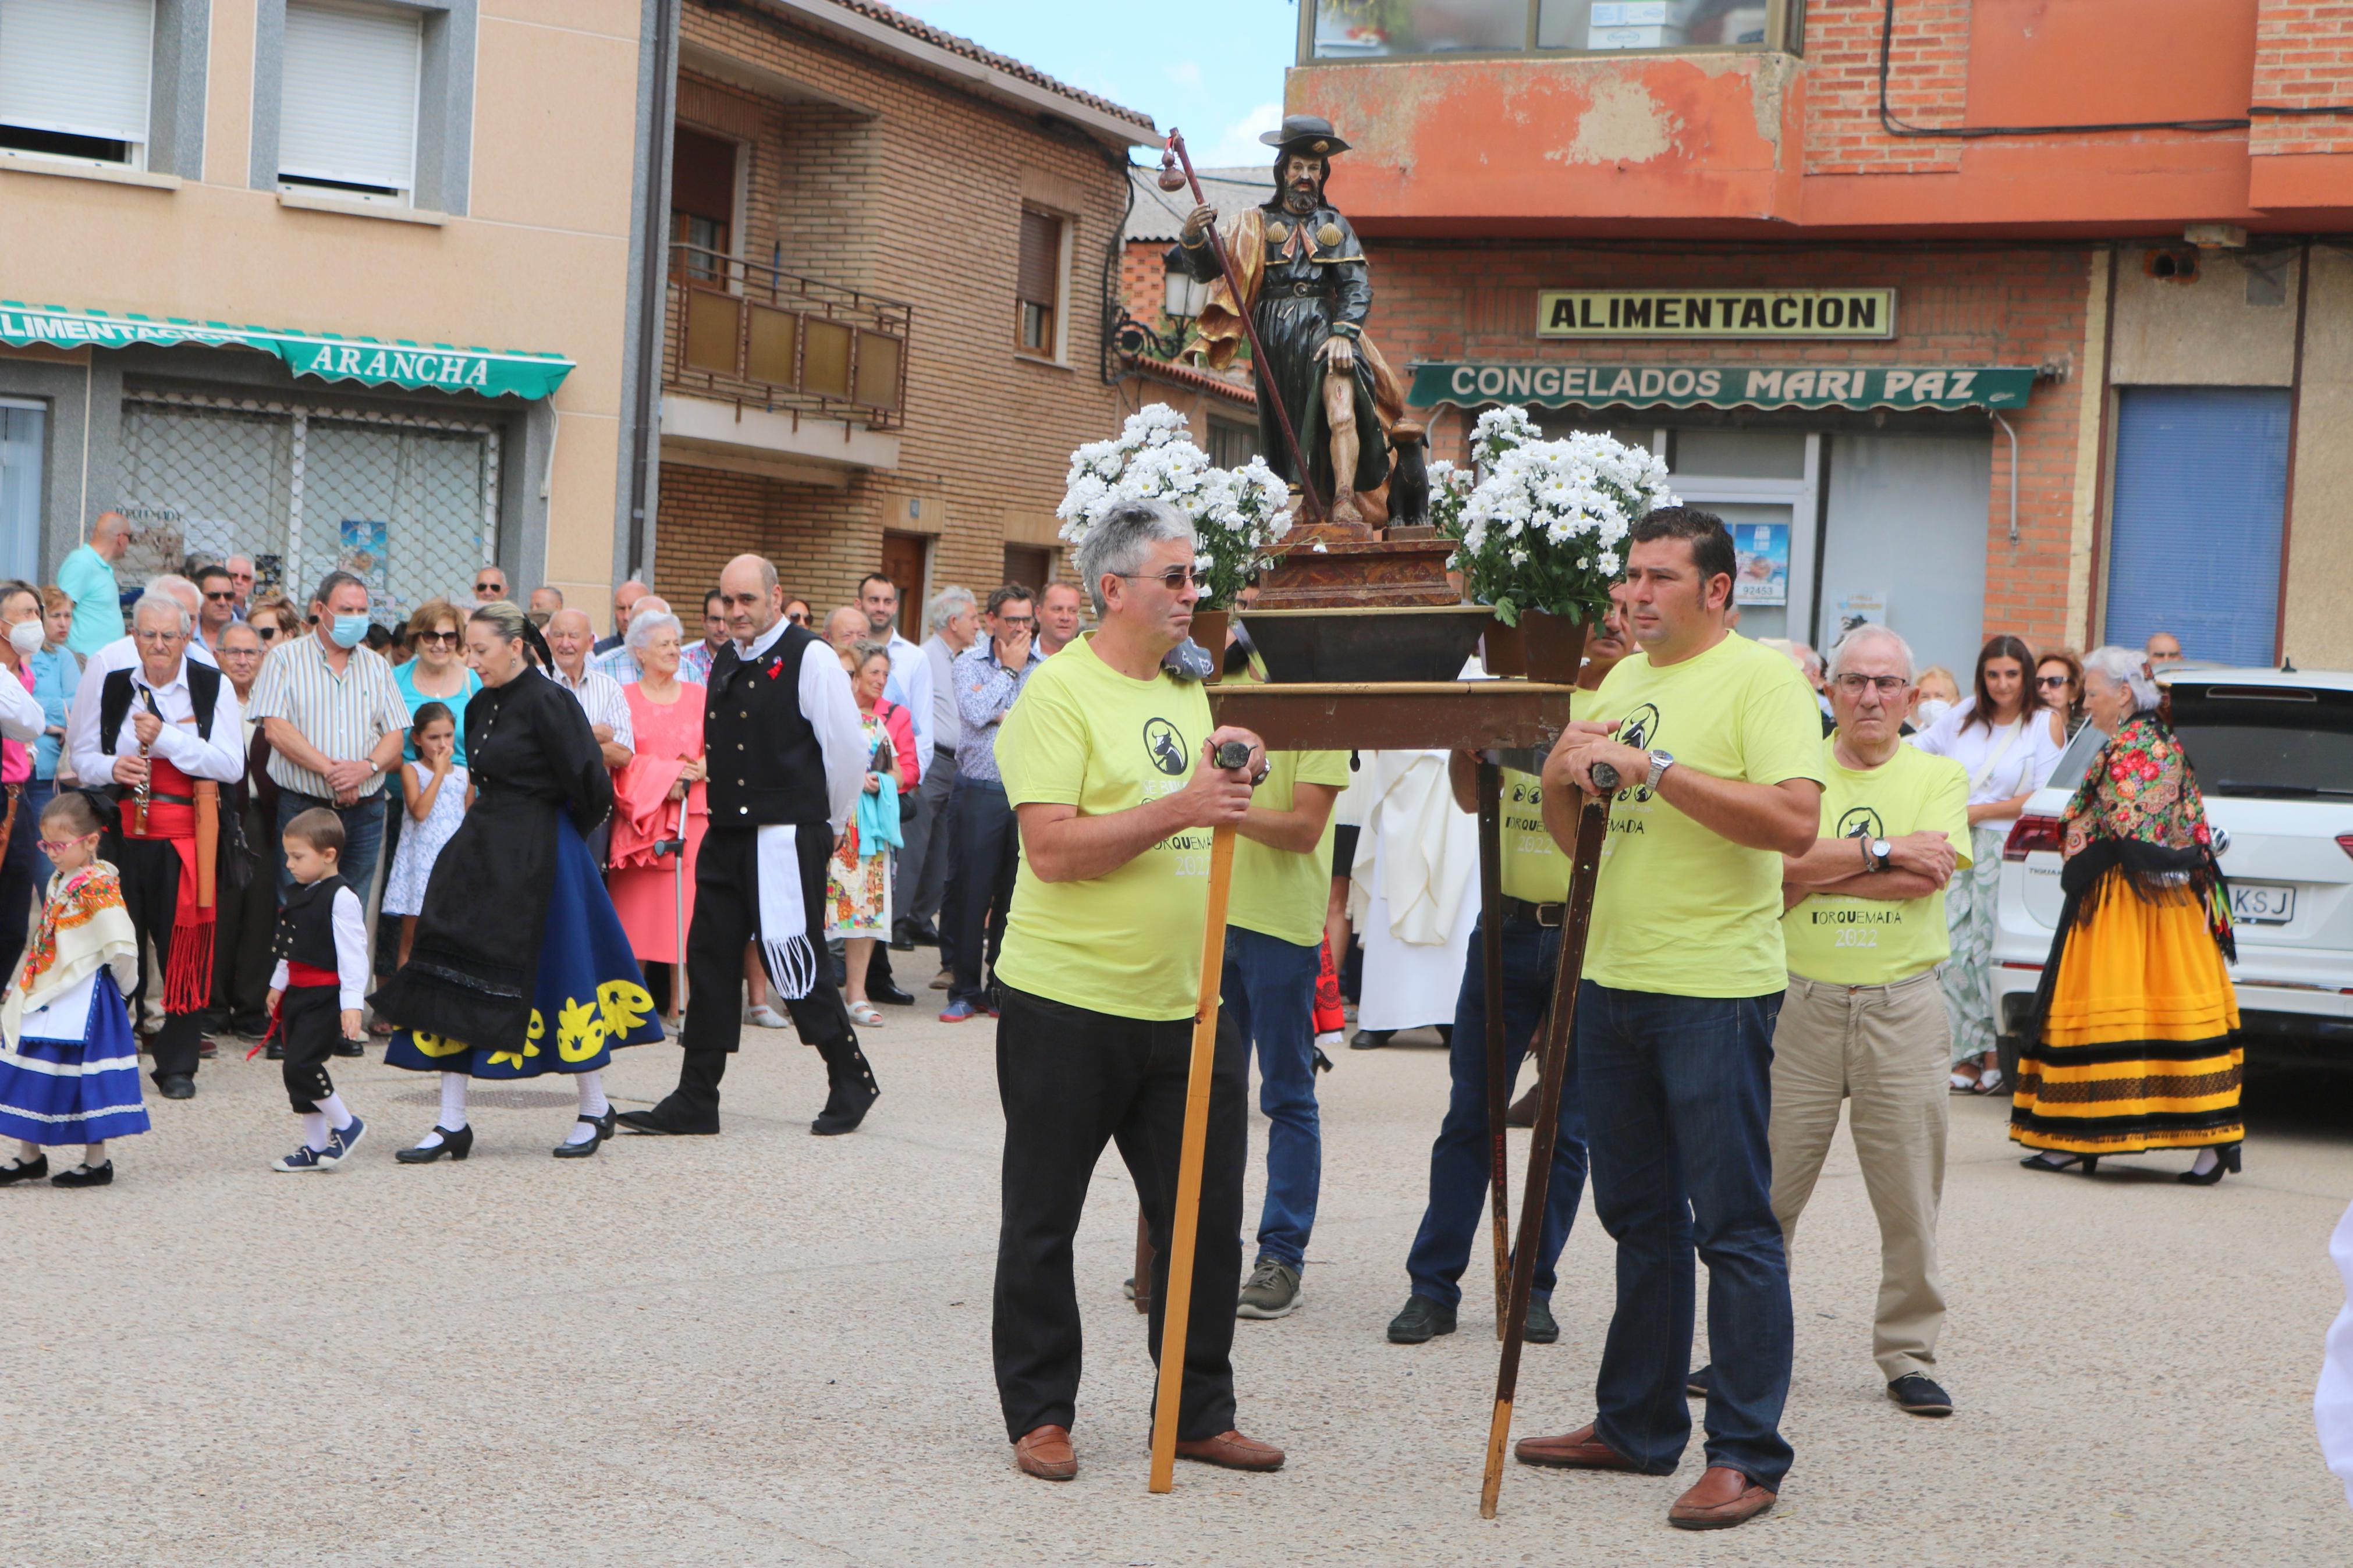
[1172,115,1405,528]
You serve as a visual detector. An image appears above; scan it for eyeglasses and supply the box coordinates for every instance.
[36,833,95,856]
[203,589,236,602]
[1117,567,1199,592]
[1831,674,1908,695]
[416,630,459,646]
[132,629,186,644]
[786,611,809,625]
[474,582,505,596]
[997,616,1035,629]
[256,624,280,641]
[2037,673,2072,688]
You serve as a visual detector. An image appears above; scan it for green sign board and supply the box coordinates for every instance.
[0,301,575,401]
[1407,361,2036,414]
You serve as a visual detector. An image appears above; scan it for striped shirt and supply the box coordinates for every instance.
[249,634,411,799]
[591,643,643,685]
[546,663,635,749]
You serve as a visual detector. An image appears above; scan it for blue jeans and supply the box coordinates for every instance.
[275,789,386,906]
[1220,925,1322,1270]
[1404,913,1588,1309]
[1580,981,1791,1490]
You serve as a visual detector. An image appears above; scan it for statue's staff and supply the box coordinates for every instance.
[1159,129,1328,524]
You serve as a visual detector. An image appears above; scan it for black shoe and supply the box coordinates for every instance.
[1687,1364,1712,1398]
[552,1108,615,1159]
[615,1100,720,1136]
[1350,1029,1394,1051]
[333,1039,365,1058]
[0,1153,49,1185]
[1887,1373,1953,1416]
[51,1160,113,1187]
[395,1124,474,1164]
[904,920,941,947]
[1386,1294,1457,1344]
[2179,1142,2243,1186]
[155,1073,195,1100]
[811,1034,880,1136]
[231,1016,271,1040]
[871,981,916,1007]
[1525,1295,1559,1345]
[265,1041,284,1060]
[2021,1150,2099,1175]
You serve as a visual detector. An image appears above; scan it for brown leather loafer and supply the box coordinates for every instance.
[1514,1422,1652,1471]
[1171,1429,1285,1471]
[1013,1425,1077,1481]
[1667,1465,1776,1529]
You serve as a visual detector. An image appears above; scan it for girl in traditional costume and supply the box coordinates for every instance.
[0,791,146,1187]
[371,602,663,1162]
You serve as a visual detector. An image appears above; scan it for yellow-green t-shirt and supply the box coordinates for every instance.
[994,635,1216,1021]
[1229,746,1350,947]
[1781,736,1972,985]
[1584,632,1826,997]
[1497,688,1605,905]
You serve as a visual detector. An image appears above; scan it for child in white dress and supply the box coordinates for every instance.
[383,703,468,969]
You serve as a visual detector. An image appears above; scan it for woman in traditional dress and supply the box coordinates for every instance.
[828,641,911,1027]
[2013,646,2241,1182]
[609,608,707,1014]
[1913,635,2067,1094]
[372,602,663,1162]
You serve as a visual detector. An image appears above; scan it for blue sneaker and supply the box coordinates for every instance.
[322,1114,367,1168]
[938,999,977,1023]
[273,1143,329,1173]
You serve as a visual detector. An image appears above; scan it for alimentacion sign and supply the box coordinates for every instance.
[1537,289,1898,339]
[1407,361,2037,413]
[0,301,575,400]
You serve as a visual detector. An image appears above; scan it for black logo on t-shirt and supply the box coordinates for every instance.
[1144,718,1188,776]
[1837,806,1887,842]
[1610,703,1663,802]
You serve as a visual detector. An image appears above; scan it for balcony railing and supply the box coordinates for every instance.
[663,245,912,428]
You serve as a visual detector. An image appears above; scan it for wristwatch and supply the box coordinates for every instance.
[1866,837,1893,873]
[1642,750,1674,792]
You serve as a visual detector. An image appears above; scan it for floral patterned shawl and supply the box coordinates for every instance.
[2058,712,2234,958]
[1,861,141,1043]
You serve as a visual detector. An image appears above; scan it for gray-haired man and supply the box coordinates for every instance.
[899,585,979,956]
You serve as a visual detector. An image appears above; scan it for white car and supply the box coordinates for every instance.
[1992,666,2353,1071]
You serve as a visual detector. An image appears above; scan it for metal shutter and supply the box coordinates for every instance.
[0,0,154,145]
[2106,386,2290,667]
[1017,209,1061,308]
[279,0,420,193]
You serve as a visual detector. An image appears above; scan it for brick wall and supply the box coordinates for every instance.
[1367,241,2095,650]
[1801,0,1969,175]
[654,1,1136,614]
[2253,0,2353,157]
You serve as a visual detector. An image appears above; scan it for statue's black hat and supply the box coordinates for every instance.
[1261,114,1351,157]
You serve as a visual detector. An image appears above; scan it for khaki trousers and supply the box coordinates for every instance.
[1769,968,1951,1382]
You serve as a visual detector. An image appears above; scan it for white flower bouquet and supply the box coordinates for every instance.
[1443,404,1677,627]
[1057,404,1291,611]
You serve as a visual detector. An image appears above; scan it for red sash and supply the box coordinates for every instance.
[127,755,215,1012]
[247,962,342,1061]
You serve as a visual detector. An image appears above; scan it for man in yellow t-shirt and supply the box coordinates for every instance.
[1764,624,1969,1419]
[989,497,1281,1484]
[1385,593,1630,1349]
[1520,508,1824,1533]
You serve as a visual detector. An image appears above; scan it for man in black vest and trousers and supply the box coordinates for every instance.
[617,553,881,1137]
[65,591,246,1099]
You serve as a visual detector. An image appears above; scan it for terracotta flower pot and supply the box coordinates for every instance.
[1193,609,1229,684]
[1481,618,1526,677]
[1518,609,1589,685]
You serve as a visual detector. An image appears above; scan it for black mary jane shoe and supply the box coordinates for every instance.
[51,1160,113,1188]
[552,1108,616,1159]
[2020,1150,2098,1175]
[395,1124,474,1165]
[0,1153,50,1185]
[2180,1143,2244,1186]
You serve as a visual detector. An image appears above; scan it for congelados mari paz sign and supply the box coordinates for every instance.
[1537,289,1897,340]
[1406,361,2036,413]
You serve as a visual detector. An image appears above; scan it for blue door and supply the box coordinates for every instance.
[2106,386,2290,667]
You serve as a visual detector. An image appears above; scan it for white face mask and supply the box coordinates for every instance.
[8,619,44,656]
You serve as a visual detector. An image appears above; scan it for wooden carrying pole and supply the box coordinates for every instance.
[1475,760,1510,1335]
[193,781,218,909]
[1148,821,1238,1494]
[1478,788,1612,1520]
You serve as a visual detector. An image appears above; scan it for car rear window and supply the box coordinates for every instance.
[2170,684,2353,799]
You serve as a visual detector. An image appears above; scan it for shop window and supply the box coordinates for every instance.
[1207,417,1258,471]
[1003,545,1052,596]
[669,126,738,283]
[1017,208,1066,359]
[0,0,155,168]
[1308,0,1800,60]
[0,399,45,585]
[278,0,421,203]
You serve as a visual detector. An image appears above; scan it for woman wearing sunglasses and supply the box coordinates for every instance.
[2036,649,2086,742]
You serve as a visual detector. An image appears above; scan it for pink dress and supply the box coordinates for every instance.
[608,680,707,965]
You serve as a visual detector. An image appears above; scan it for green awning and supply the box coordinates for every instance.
[0,301,574,400]
[1407,361,2036,414]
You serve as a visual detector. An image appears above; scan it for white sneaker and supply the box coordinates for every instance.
[744,1004,790,1029]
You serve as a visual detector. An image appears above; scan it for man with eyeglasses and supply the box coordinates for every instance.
[474,567,509,602]
[193,564,237,656]
[225,555,257,621]
[65,591,244,1100]
[1713,623,1970,1423]
[936,584,1041,1023]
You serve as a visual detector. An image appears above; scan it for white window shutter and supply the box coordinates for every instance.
[0,0,155,146]
[280,0,420,193]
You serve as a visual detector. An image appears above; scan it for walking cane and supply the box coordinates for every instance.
[657,797,688,1025]
[1478,759,1618,1520]
[1148,738,1254,1495]
[1475,759,1510,1336]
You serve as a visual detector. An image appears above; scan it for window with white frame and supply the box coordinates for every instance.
[279,0,422,202]
[0,0,156,168]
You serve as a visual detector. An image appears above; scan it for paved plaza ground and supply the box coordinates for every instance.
[9,1001,2352,1566]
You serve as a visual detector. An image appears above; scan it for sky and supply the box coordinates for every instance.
[886,0,1298,166]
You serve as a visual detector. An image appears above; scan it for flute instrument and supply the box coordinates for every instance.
[132,693,156,837]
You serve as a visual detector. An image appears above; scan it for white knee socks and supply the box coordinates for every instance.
[565,1071,609,1144]
[303,1112,329,1151]
[414,1073,471,1150]
[316,1093,354,1131]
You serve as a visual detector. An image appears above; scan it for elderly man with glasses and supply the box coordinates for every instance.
[206,621,277,1041]
[65,591,245,1099]
[473,567,509,603]
[224,555,257,621]
[935,584,1041,1024]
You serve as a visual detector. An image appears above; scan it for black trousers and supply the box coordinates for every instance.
[110,833,203,1082]
[0,784,37,975]
[278,984,340,1111]
[946,780,1019,1007]
[991,984,1247,1443]
[210,801,275,1034]
[680,824,851,1075]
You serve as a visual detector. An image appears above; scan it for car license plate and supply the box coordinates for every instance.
[2231,882,2296,925]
